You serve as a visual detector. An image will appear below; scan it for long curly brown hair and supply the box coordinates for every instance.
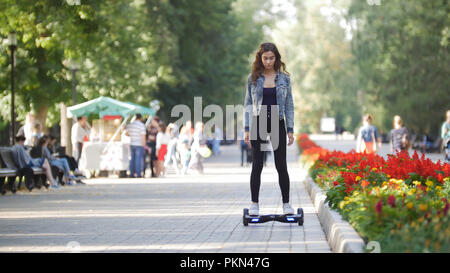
[251,42,289,84]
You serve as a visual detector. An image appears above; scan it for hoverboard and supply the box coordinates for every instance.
[243,208,304,226]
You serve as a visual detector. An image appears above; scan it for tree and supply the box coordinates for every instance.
[349,0,450,135]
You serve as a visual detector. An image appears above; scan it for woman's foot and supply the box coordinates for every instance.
[283,203,294,215]
[249,203,259,216]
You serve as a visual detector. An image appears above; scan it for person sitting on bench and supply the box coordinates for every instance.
[12,135,59,189]
[35,135,77,186]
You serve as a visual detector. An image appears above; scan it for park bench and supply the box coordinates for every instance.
[0,150,17,195]
[0,147,47,194]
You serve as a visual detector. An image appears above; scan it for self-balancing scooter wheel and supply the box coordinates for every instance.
[243,208,249,226]
[297,208,304,226]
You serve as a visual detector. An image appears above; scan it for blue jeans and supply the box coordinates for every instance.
[130,145,145,178]
[50,158,71,177]
[212,139,221,155]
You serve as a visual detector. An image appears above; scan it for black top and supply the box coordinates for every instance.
[262,87,277,113]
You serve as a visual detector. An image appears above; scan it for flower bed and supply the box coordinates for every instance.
[298,134,450,253]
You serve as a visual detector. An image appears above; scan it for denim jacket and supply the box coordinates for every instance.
[243,70,294,133]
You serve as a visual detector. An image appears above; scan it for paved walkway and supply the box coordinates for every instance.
[0,142,331,253]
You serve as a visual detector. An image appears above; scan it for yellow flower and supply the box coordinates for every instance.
[436,186,442,191]
[387,174,391,178]
[426,187,431,192]
[355,176,361,181]
[339,201,346,210]
[372,167,378,171]
[344,196,349,201]
[407,202,414,209]
[407,189,416,195]
[425,180,433,187]
[413,181,421,186]
[419,204,428,211]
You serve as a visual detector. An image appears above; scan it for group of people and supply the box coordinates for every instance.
[13,113,86,191]
[355,114,409,154]
[355,110,450,161]
[125,115,216,178]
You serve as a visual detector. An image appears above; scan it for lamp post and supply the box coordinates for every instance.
[8,32,17,145]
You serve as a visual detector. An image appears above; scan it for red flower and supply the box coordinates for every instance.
[444,203,449,216]
[387,195,396,207]
[333,181,340,187]
[345,186,354,194]
[437,173,444,184]
[375,200,383,214]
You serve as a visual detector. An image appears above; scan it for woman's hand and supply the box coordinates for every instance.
[288,132,294,146]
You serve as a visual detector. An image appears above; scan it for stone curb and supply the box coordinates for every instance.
[304,175,366,253]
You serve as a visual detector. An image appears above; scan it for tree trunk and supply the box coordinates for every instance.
[35,106,48,134]
[60,103,73,156]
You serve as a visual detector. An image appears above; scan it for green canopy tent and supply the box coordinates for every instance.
[67,96,137,119]
[67,97,157,147]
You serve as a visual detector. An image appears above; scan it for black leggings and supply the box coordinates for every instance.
[250,115,290,203]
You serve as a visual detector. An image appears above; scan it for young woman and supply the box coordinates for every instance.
[36,136,77,185]
[243,42,295,216]
[164,123,180,175]
[155,121,170,177]
[389,115,410,153]
[356,114,381,154]
[146,116,160,178]
[187,122,207,175]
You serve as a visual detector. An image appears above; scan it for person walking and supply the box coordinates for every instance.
[441,110,450,162]
[146,116,160,178]
[243,42,295,216]
[177,125,192,175]
[389,115,410,154]
[71,116,90,164]
[155,121,170,177]
[356,114,381,154]
[164,123,180,175]
[187,121,207,174]
[125,114,146,178]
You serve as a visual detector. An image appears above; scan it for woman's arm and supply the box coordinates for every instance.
[285,76,294,134]
[243,74,252,133]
